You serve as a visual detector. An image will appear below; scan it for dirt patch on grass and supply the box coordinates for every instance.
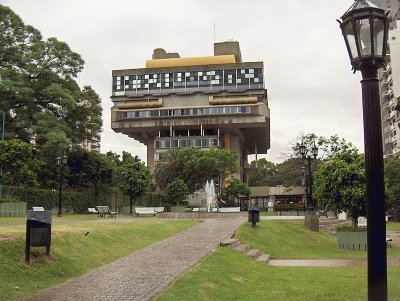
[0,233,24,240]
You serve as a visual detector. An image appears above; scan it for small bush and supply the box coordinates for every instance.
[273,203,305,211]
[3,186,97,213]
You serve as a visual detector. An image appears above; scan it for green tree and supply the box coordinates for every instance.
[179,147,238,192]
[222,180,251,206]
[313,150,365,228]
[384,155,400,208]
[0,139,40,193]
[116,161,151,214]
[248,158,277,186]
[0,5,101,149]
[67,149,115,203]
[165,179,189,206]
[154,149,183,190]
[289,133,356,160]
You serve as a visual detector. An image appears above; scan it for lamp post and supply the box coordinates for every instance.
[56,155,68,217]
[338,1,389,300]
[299,140,318,210]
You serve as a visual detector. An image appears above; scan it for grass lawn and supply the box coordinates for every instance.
[236,220,400,259]
[0,219,197,301]
[387,221,400,231]
[0,214,114,225]
[155,247,400,301]
[260,211,278,216]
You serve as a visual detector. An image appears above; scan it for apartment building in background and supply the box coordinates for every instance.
[110,41,270,182]
[372,0,400,156]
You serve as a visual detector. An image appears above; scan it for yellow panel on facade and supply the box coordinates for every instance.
[208,96,258,105]
[117,99,163,109]
[146,55,237,68]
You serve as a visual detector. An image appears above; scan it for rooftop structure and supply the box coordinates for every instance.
[110,41,270,182]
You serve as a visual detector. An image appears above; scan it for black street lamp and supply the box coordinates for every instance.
[338,1,389,300]
[56,155,68,217]
[299,140,318,210]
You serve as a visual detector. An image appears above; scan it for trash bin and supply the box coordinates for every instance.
[248,205,260,228]
[25,210,52,263]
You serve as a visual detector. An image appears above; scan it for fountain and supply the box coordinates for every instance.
[204,180,216,212]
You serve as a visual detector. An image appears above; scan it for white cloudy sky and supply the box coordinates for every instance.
[2,0,365,163]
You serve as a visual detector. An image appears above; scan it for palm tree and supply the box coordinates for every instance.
[154,149,182,190]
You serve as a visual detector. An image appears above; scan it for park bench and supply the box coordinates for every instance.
[153,207,165,213]
[135,207,156,217]
[32,207,44,212]
[192,208,200,212]
[95,206,117,218]
[87,208,98,214]
[318,205,329,217]
[219,207,241,213]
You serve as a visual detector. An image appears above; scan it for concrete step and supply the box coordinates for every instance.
[233,244,250,253]
[220,238,240,248]
[245,249,261,259]
[256,254,271,264]
[319,220,342,225]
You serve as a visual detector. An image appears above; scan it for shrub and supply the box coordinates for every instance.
[3,186,98,213]
[273,203,305,211]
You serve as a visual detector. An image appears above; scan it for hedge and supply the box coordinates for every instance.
[273,203,305,211]
[2,186,101,213]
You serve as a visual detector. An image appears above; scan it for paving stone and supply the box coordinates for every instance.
[245,249,261,259]
[24,217,246,301]
[256,254,271,264]
[220,238,239,247]
[233,244,249,253]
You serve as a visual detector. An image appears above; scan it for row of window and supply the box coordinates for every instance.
[121,106,252,119]
[155,138,220,149]
[112,68,263,92]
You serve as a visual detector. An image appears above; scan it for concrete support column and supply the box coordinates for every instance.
[147,138,155,172]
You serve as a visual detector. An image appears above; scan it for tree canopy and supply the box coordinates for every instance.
[154,147,239,192]
[116,160,152,213]
[313,150,365,228]
[0,4,102,149]
[165,179,189,206]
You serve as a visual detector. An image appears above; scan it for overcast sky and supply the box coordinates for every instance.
[2,0,364,164]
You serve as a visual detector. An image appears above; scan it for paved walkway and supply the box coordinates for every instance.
[25,217,246,301]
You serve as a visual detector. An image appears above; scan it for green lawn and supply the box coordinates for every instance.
[236,220,400,259]
[0,214,117,225]
[0,219,197,301]
[155,247,400,301]
[387,221,400,231]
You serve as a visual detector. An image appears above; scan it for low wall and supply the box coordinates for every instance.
[158,211,247,219]
[0,202,27,217]
[336,231,367,251]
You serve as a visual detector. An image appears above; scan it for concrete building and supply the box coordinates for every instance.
[110,41,270,182]
[371,0,400,156]
[247,185,306,211]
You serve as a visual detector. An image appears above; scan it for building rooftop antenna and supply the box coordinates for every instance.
[213,18,216,42]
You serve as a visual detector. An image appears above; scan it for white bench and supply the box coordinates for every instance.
[153,207,165,213]
[32,207,44,212]
[219,207,241,213]
[88,208,98,214]
[135,207,156,216]
[96,206,117,218]
[192,208,200,212]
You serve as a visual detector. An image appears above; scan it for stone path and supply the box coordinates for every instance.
[25,217,246,301]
